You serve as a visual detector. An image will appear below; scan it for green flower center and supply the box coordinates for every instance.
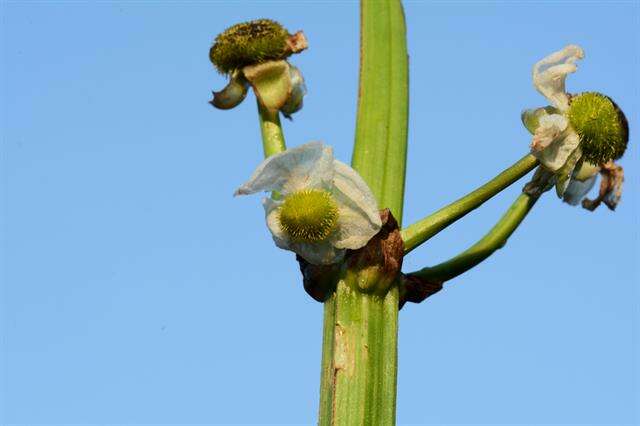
[278,189,339,243]
[209,19,290,74]
[567,92,628,164]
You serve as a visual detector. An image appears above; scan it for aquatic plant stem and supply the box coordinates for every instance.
[318,0,408,424]
[318,280,399,425]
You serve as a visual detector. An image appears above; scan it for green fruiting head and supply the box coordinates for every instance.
[278,189,339,243]
[209,19,291,74]
[568,92,629,164]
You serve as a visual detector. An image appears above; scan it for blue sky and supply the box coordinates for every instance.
[1,1,638,425]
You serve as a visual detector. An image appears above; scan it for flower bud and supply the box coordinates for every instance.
[567,92,628,164]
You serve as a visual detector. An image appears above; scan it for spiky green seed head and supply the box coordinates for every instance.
[278,189,339,243]
[209,19,291,74]
[568,92,629,164]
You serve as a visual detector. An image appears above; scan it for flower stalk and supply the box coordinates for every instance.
[257,99,287,158]
[401,154,539,254]
[408,191,540,284]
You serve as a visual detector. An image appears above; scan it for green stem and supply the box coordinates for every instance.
[351,0,409,221]
[401,154,538,254]
[408,192,540,283]
[257,100,286,158]
[318,0,407,424]
[318,278,399,426]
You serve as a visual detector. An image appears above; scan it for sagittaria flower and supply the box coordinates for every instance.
[209,19,307,117]
[235,142,382,265]
[521,45,628,210]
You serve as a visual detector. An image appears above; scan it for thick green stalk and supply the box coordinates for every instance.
[257,100,286,158]
[319,279,399,426]
[351,0,409,220]
[409,192,539,283]
[318,0,408,424]
[401,154,538,254]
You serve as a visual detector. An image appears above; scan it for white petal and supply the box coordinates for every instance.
[263,197,286,241]
[287,240,346,265]
[533,45,584,111]
[573,161,600,181]
[521,106,560,135]
[562,175,597,206]
[234,141,334,196]
[530,113,568,151]
[531,118,580,172]
[330,160,382,250]
[555,146,582,197]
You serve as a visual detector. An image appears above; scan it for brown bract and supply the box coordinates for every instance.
[286,31,308,54]
[582,161,624,211]
[399,274,443,309]
[297,255,340,302]
[345,209,404,295]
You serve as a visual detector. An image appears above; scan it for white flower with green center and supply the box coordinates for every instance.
[235,141,382,265]
[521,45,628,209]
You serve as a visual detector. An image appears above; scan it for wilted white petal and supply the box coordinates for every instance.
[530,113,568,151]
[563,174,597,206]
[521,106,560,135]
[555,146,582,197]
[572,161,600,181]
[288,240,346,265]
[280,64,307,119]
[532,122,580,172]
[533,45,584,111]
[330,160,382,249]
[235,141,334,196]
[263,198,286,241]
[210,70,249,110]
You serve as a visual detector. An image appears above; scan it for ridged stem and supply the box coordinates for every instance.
[318,0,407,424]
[318,279,399,425]
[351,0,409,220]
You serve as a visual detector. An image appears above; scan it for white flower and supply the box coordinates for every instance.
[524,45,584,177]
[532,44,584,112]
[522,45,591,198]
[521,45,628,211]
[235,141,382,265]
